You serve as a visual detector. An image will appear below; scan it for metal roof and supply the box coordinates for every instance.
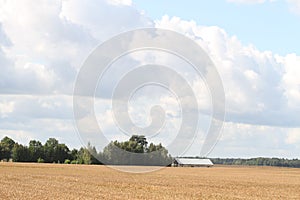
[175,158,213,166]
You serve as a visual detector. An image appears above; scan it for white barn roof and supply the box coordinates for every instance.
[175,158,213,166]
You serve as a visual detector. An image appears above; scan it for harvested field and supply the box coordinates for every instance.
[0,163,299,199]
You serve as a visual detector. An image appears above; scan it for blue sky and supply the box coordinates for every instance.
[0,0,299,158]
[133,0,300,55]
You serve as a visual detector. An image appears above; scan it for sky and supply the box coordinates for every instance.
[133,0,300,55]
[0,0,299,158]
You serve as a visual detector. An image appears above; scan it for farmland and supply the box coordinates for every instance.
[0,163,299,199]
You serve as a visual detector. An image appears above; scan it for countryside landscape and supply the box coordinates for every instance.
[1,136,300,199]
[1,0,300,199]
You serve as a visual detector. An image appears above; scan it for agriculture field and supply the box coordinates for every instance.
[0,163,299,199]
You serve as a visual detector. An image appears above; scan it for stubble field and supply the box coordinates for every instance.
[0,163,299,199]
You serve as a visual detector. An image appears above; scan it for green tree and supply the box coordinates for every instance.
[43,138,71,163]
[12,143,30,162]
[77,147,92,164]
[0,136,16,160]
[102,135,172,166]
[129,135,148,152]
[147,143,172,166]
[70,149,79,161]
[28,140,43,162]
[44,138,59,163]
[56,143,70,163]
[87,142,100,164]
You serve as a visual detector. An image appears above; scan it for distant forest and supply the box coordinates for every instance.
[0,135,172,166]
[209,157,300,168]
[1,136,300,168]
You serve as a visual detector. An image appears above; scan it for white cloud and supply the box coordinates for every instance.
[0,96,81,147]
[0,0,299,158]
[286,128,300,144]
[287,0,300,14]
[156,15,300,127]
[106,0,132,6]
[60,0,152,41]
[0,0,152,147]
[276,53,300,108]
[0,95,73,120]
[0,0,93,94]
[0,129,34,145]
[0,0,152,95]
[210,122,299,158]
[0,101,14,118]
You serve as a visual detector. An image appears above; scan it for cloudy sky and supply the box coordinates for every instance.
[0,0,299,158]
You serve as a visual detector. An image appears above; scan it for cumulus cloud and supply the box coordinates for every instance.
[0,0,93,94]
[60,0,152,41]
[0,0,152,95]
[0,0,299,157]
[156,15,300,127]
[0,0,152,147]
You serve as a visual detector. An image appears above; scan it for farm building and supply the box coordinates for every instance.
[172,158,214,167]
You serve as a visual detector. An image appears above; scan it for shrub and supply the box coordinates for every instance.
[71,160,78,164]
[64,159,71,164]
[37,158,44,163]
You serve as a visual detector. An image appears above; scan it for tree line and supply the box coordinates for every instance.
[102,135,172,166]
[0,135,172,166]
[2,135,299,168]
[209,157,300,168]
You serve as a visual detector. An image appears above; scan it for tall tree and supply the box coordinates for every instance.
[56,143,70,163]
[102,135,172,166]
[77,147,92,164]
[12,143,30,162]
[0,136,16,160]
[28,140,43,162]
[44,138,59,163]
[129,135,148,150]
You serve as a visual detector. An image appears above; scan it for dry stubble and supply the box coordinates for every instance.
[0,163,299,199]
